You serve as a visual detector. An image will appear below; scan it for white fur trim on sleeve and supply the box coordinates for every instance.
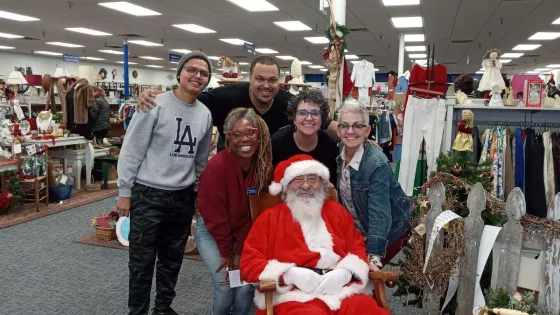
[335,253,369,283]
[268,182,283,196]
[280,160,330,188]
[259,259,296,293]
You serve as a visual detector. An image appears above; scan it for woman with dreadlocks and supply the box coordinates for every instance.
[196,107,273,315]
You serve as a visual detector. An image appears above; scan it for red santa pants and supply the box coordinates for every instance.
[257,294,390,315]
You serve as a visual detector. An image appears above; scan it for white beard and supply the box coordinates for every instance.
[285,189,326,224]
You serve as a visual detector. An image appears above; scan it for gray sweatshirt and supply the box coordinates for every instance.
[117,91,212,197]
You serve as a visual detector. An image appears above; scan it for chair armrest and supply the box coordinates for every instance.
[257,280,276,315]
[369,271,399,314]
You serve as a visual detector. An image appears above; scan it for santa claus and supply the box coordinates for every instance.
[240,154,389,315]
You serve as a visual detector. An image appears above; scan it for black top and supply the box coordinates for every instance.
[197,82,293,137]
[271,126,339,184]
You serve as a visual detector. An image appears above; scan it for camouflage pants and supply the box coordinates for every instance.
[128,184,195,315]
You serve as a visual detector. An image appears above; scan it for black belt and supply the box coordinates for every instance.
[305,267,334,275]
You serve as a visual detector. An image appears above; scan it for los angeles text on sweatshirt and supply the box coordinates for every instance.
[117,91,213,197]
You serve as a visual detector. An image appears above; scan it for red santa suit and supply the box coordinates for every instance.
[240,154,389,315]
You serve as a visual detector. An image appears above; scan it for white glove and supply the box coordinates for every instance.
[313,269,352,295]
[283,267,322,293]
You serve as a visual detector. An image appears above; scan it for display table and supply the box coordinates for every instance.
[25,137,110,190]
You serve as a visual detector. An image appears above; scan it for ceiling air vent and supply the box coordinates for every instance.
[444,61,458,64]
[105,42,123,49]
[450,40,472,44]
[117,33,143,38]
[232,56,248,59]
[358,54,373,58]
[349,28,368,32]
[523,54,540,58]
[19,37,40,41]
[507,64,518,67]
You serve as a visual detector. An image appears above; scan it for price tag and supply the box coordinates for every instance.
[13,143,22,154]
[25,145,36,155]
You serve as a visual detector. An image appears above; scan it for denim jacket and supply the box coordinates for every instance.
[336,142,411,257]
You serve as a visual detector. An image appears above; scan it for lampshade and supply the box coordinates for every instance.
[53,67,69,78]
[6,71,28,84]
[78,65,95,82]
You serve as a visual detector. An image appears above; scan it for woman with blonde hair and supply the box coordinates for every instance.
[196,107,273,315]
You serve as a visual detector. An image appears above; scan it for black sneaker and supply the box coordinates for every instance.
[150,308,178,315]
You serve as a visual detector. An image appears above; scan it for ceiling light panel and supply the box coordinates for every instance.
[255,48,278,54]
[409,53,426,58]
[534,68,550,71]
[512,44,541,51]
[171,49,191,54]
[145,65,163,68]
[476,71,484,74]
[309,65,323,69]
[34,51,63,56]
[350,60,362,64]
[207,56,220,60]
[382,0,420,6]
[0,45,15,49]
[0,32,23,39]
[80,56,105,60]
[526,71,540,74]
[238,62,249,65]
[220,38,251,45]
[274,21,311,31]
[140,56,164,60]
[546,64,560,68]
[529,32,560,40]
[46,42,84,48]
[172,24,216,33]
[553,17,560,24]
[320,69,327,72]
[98,2,161,16]
[65,27,112,36]
[226,0,279,12]
[304,37,330,44]
[299,61,312,65]
[405,46,425,52]
[276,56,295,60]
[128,40,163,46]
[0,10,39,21]
[391,17,423,28]
[404,34,424,42]
[99,49,123,55]
[345,55,359,60]
[415,59,427,64]
[501,53,524,58]
[500,59,512,64]
[117,61,137,64]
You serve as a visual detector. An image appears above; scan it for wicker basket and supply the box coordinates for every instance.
[85,183,101,192]
[94,225,117,241]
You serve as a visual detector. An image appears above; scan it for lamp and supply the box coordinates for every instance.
[78,65,95,83]
[53,67,69,78]
[6,71,28,99]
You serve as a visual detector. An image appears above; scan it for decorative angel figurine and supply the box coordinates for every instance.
[488,82,504,107]
[452,110,474,152]
[478,48,506,92]
[288,59,304,95]
[217,56,239,79]
[504,86,515,106]
[456,90,473,106]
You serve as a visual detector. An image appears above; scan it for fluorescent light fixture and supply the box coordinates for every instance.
[512,44,541,51]
[0,45,15,49]
[351,60,361,64]
[374,68,379,71]
[129,40,163,47]
[171,49,192,54]
[226,0,279,12]
[529,32,560,40]
[170,61,179,64]
[405,46,425,52]
[98,2,161,16]
[208,56,220,60]
[172,24,216,34]
[116,61,137,64]
[140,56,164,60]
[553,17,560,24]
[500,59,512,64]
[238,62,249,65]
[382,0,420,6]
[526,71,540,74]
[345,54,359,60]
[46,42,84,48]
[65,27,111,36]
[276,56,295,60]
[534,68,550,71]
[409,53,426,58]
[391,17,423,28]
[99,49,123,55]
[273,21,311,31]
[169,67,176,70]
[309,65,323,69]
[145,65,163,68]
[546,64,560,68]
[0,10,39,21]
[80,56,105,61]
[34,51,63,56]
[220,38,251,45]
[476,71,484,74]
[344,49,348,52]
[241,71,248,74]
[304,37,330,44]
[0,32,23,39]
[319,69,328,72]
[299,61,312,65]
[404,34,424,42]
[415,59,427,64]
[255,48,278,54]
[480,68,485,71]
[501,53,524,58]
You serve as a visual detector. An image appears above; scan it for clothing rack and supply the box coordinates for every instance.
[476,121,560,128]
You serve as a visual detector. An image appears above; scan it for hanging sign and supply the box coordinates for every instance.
[243,42,256,55]
[63,54,80,63]
[169,53,182,63]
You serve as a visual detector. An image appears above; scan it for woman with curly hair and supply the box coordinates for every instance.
[196,108,273,315]
[271,88,339,184]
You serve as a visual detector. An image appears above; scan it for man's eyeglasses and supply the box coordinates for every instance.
[183,66,210,79]
[292,175,319,187]
[228,128,259,140]
[338,123,368,132]
[296,109,321,120]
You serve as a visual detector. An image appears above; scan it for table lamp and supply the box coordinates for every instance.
[6,70,28,98]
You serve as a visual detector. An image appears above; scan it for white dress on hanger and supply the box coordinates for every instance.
[478,59,506,91]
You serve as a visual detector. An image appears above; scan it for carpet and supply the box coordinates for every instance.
[74,233,202,261]
[0,188,119,229]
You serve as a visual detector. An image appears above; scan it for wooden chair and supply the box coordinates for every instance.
[249,190,399,315]
[18,148,49,212]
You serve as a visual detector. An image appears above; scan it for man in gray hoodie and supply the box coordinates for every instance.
[117,52,213,315]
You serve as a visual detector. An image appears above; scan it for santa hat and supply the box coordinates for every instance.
[268,154,330,196]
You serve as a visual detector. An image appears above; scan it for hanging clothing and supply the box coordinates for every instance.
[543,132,555,206]
[398,96,446,195]
[377,110,392,145]
[472,126,482,163]
[387,75,397,100]
[552,132,560,194]
[351,60,375,88]
[525,129,548,218]
[403,64,447,115]
[395,75,409,94]
[491,127,504,200]
[514,128,525,191]
[503,129,515,199]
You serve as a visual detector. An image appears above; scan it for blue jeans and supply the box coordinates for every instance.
[195,217,254,315]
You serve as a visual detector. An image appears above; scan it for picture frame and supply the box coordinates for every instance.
[524,79,543,108]
[140,85,149,93]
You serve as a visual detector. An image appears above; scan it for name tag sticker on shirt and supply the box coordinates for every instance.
[247,187,257,195]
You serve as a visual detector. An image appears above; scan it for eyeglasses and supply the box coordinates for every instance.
[228,128,258,140]
[183,66,210,79]
[296,109,321,120]
[338,123,368,132]
[292,175,320,187]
